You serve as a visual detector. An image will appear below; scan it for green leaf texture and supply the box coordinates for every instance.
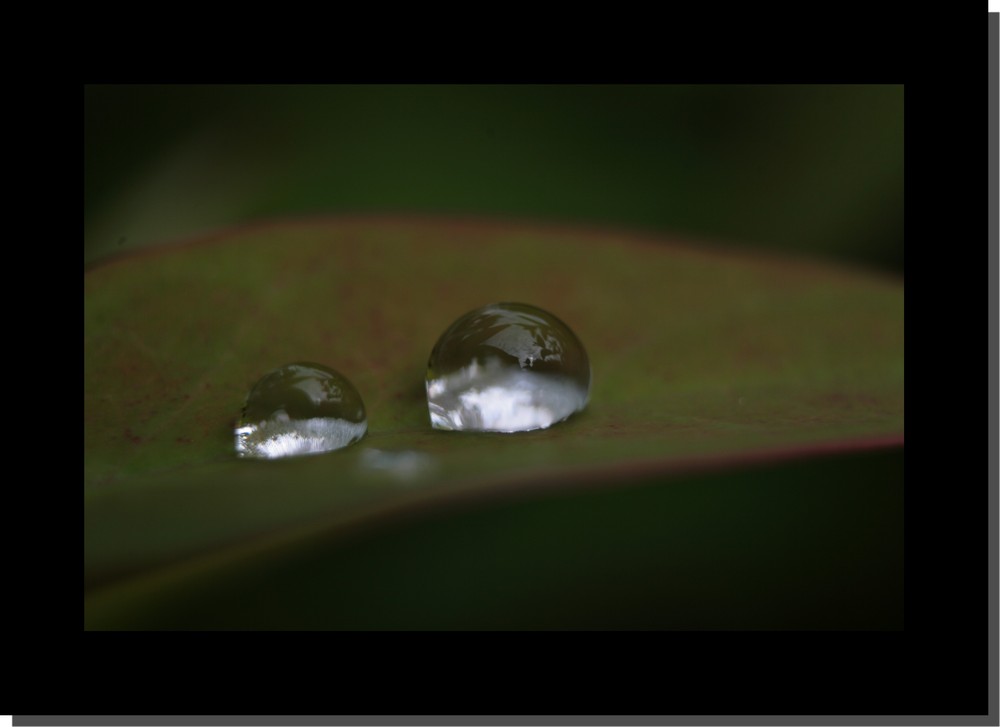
[84,218,904,628]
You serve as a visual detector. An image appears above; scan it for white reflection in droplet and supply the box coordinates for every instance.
[426,358,588,433]
[235,418,367,459]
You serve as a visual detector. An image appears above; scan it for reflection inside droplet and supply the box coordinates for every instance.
[235,362,367,459]
[427,358,588,432]
[425,302,591,433]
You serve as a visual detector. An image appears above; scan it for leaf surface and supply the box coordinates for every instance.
[84,218,904,624]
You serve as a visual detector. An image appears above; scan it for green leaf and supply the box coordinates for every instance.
[84,218,903,628]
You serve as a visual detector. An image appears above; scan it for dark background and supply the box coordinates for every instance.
[84,84,903,275]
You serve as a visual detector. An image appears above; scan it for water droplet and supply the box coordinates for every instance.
[234,362,367,459]
[426,302,590,432]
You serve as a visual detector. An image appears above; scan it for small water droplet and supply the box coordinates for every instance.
[426,302,591,432]
[234,362,367,459]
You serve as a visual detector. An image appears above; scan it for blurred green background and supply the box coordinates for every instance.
[84,84,903,273]
[88,447,902,629]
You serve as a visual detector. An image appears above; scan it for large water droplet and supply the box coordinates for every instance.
[426,302,591,432]
[235,362,367,459]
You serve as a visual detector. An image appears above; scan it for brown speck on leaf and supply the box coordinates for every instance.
[176,437,193,444]
[124,428,142,444]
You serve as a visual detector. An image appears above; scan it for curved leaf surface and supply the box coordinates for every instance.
[83,218,904,625]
